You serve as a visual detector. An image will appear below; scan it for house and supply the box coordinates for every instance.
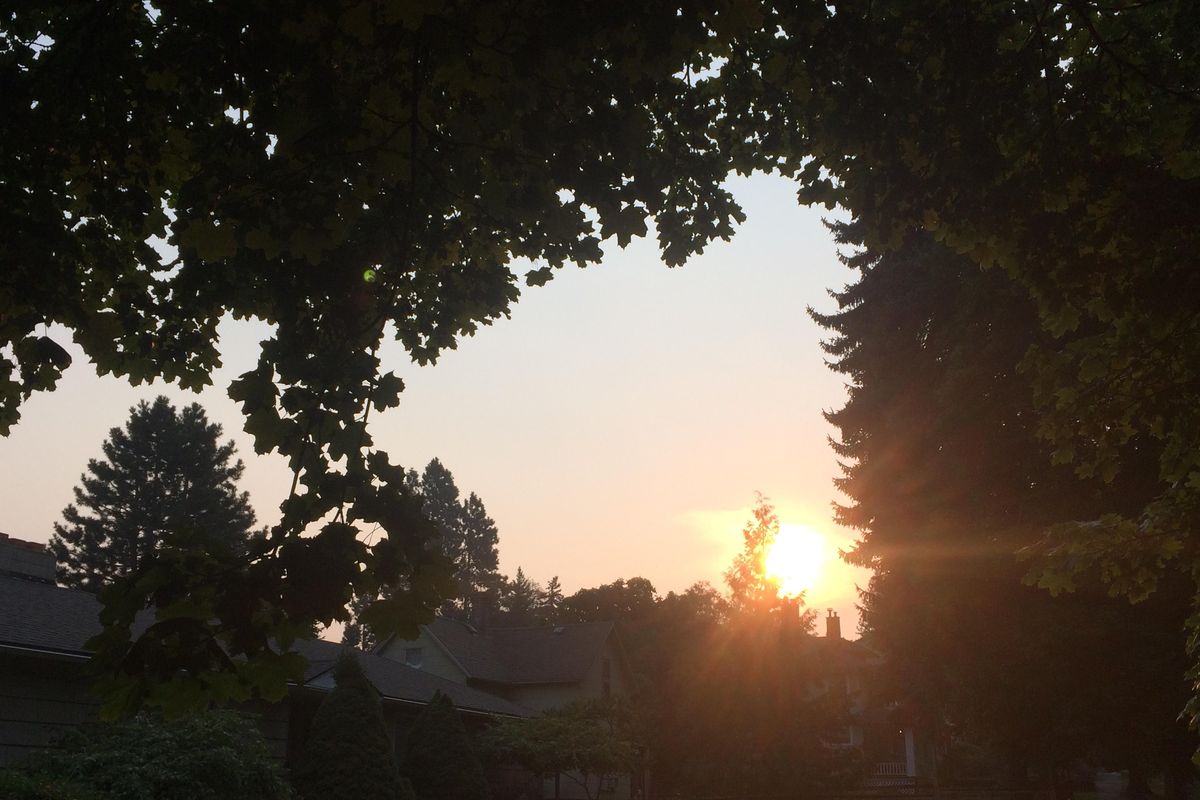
[810,609,925,791]
[377,617,634,710]
[377,617,640,799]
[1,532,642,799]
[0,533,529,769]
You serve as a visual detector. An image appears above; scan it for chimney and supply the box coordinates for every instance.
[0,533,56,584]
[825,608,841,640]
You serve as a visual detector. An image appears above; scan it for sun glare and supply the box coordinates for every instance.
[764,523,827,599]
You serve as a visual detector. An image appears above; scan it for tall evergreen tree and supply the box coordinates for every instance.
[403,692,490,800]
[459,491,501,620]
[49,396,258,591]
[420,458,464,559]
[812,227,1194,790]
[294,651,412,800]
[498,568,541,626]
[537,575,565,623]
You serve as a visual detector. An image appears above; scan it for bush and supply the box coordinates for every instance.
[26,710,290,800]
[403,692,490,800]
[293,650,408,800]
[0,769,103,800]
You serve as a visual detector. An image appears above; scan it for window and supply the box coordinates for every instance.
[405,647,423,668]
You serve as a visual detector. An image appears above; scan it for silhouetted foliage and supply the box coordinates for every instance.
[294,651,410,800]
[724,494,817,627]
[403,693,490,800]
[481,699,639,800]
[8,0,1199,722]
[22,711,289,800]
[497,567,541,627]
[0,770,101,800]
[559,578,659,625]
[813,229,1195,788]
[343,457,503,646]
[652,616,854,796]
[49,396,257,592]
[537,575,564,623]
[419,460,503,623]
[341,590,379,651]
[3,1,750,707]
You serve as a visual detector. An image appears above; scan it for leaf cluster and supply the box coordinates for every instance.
[19,711,290,800]
[812,227,1194,774]
[480,698,640,798]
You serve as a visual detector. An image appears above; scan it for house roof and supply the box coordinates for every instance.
[0,575,528,717]
[422,617,617,685]
[292,638,530,717]
[0,574,105,656]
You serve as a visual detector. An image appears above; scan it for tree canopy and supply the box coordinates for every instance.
[3,0,753,712]
[813,227,1196,786]
[4,0,1198,715]
[49,396,258,592]
[481,699,640,800]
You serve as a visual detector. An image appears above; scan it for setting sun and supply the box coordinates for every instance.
[764,523,828,599]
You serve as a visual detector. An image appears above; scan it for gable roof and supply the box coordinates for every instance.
[0,575,528,717]
[422,618,617,685]
[292,638,530,717]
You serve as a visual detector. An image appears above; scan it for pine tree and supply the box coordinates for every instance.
[499,567,541,626]
[420,458,464,559]
[812,227,1195,784]
[341,590,380,652]
[537,575,564,623]
[49,396,257,591]
[294,651,412,800]
[403,692,490,800]
[459,491,501,620]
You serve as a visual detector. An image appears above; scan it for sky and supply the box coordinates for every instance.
[0,172,873,635]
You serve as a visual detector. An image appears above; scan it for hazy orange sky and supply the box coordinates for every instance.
[0,173,872,634]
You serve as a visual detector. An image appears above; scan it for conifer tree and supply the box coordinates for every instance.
[49,396,257,591]
[403,692,490,800]
[538,575,565,623]
[420,458,464,558]
[724,494,812,624]
[499,568,541,626]
[460,492,501,600]
[294,651,412,800]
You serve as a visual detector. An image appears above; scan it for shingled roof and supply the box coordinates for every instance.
[293,638,529,717]
[423,618,618,685]
[0,574,103,656]
[0,574,528,717]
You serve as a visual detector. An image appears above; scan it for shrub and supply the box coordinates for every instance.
[403,692,490,800]
[27,710,290,800]
[293,650,407,800]
[0,769,103,800]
